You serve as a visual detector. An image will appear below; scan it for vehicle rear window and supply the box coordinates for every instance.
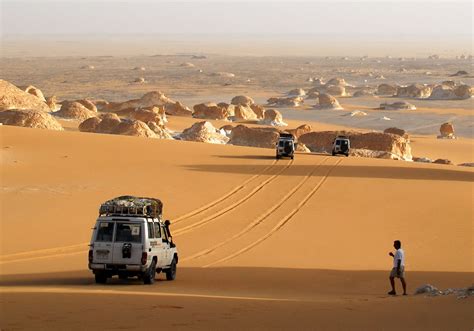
[115,223,142,243]
[96,222,114,242]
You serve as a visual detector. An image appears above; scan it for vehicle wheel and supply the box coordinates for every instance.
[291,155,294,160]
[332,152,336,156]
[95,272,107,284]
[143,260,156,285]
[345,153,349,157]
[165,257,177,281]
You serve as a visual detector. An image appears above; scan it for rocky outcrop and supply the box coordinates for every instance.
[113,120,157,138]
[193,102,229,120]
[211,72,235,78]
[326,78,347,86]
[127,107,167,125]
[164,101,193,117]
[315,93,343,110]
[133,77,146,84]
[234,105,258,121]
[396,84,432,98]
[453,85,473,99]
[260,109,287,127]
[79,113,120,134]
[287,88,306,97]
[75,99,98,112]
[228,125,280,149]
[377,83,398,96]
[0,80,51,112]
[286,124,312,140]
[299,131,412,160]
[429,84,473,100]
[380,101,416,110]
[267,96,304,107]
[429,85,456,100]
[250,104,265,119]
[306,91,319,99]
[179,121,229,144]
[450,70,469,77]
[19,85,46,102]
[0,109,63,131]
[295,143,310,153]
[438,122,455,139]
[433,159,452,165]
[105,91,175,113]
[353,89,375,97]
[55,101,97,121]
[325,85,347,96]
[231,95,255,106]
[146,121,173,139]
[344,111,367,117]
[46,96,58,111]
[384,127,409,139]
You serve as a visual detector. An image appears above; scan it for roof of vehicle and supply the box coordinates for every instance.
[99,196,163,218]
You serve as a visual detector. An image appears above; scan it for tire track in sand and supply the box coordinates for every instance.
[173,159,278,224]
[202,158,343,268]
[0,159,283,264]
[181,157,329,263]
[173,159,294,237]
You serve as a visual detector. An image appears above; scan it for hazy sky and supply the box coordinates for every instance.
[2,1,472,37]
[1,1,472,56]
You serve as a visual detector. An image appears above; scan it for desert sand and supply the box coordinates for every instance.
[1,121,473,330]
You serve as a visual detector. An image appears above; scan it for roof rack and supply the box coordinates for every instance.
[99,196,163,218]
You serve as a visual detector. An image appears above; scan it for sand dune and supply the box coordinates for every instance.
[1,124,473,329]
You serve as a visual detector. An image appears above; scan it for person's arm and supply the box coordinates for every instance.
[389,252,394,257]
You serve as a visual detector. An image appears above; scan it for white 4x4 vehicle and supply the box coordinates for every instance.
[88,196,178,284]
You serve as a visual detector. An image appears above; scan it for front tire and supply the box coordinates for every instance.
[165,257,177,281]
[143,260,156,284]
[95,272,107,284]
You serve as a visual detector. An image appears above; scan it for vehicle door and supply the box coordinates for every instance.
[146,220,164,267]
[92,220,115,264]
[111,221,144,265]
[161,225,172,267]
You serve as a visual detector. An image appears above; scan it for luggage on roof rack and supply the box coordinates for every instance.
[99,196,163,218]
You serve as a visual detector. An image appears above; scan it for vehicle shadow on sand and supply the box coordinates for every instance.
[185,163,474,182]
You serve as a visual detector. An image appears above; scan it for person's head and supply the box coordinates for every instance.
[393,240,401,249]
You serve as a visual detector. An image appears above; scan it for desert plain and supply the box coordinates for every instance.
[0,48,473,330]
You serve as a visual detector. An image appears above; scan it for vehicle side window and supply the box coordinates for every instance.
[161,226,168,242]
[154,222,161,238]
[96,222,114,242]
[147,222,154,239]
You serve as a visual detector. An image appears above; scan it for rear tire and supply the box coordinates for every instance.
[143,260,156,285]
[165,257,177,281]
[291,155,294,160]
[95,272,107,284]
[332,151,336,156]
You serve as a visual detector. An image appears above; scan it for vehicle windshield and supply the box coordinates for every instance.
[115,222,142,243]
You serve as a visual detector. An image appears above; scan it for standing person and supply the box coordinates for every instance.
[388,240,407,295]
